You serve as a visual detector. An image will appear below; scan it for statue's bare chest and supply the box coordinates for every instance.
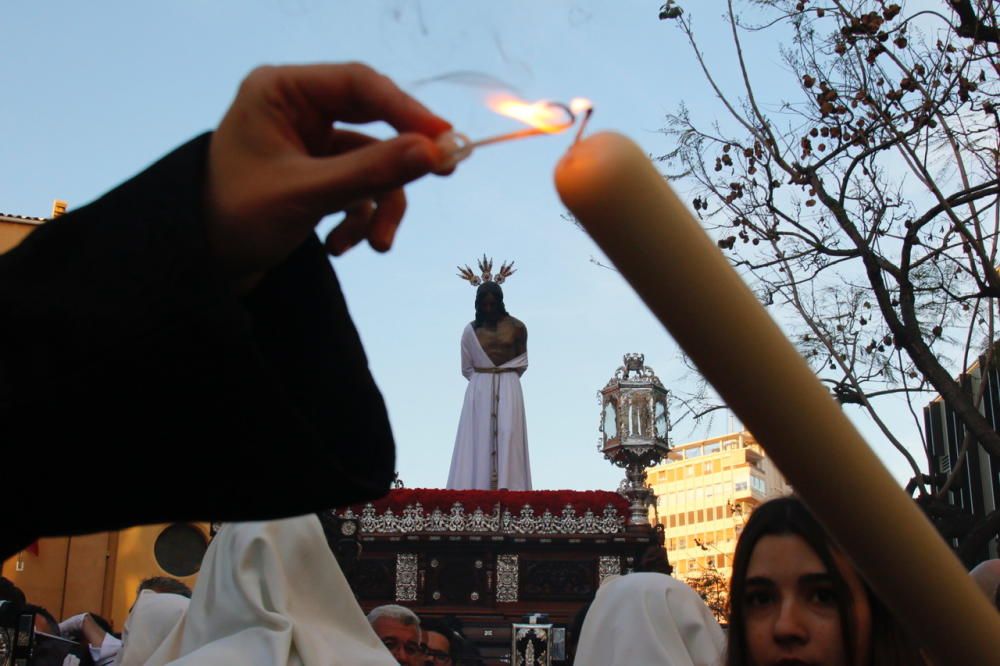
[474,320,520,366]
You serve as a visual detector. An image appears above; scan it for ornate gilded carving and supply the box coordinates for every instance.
[598,555,621,585]
[497,554,519,603]
[395,554,418,602]
[338,502,624,535]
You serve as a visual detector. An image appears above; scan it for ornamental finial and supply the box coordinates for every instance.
[457,255,517,286]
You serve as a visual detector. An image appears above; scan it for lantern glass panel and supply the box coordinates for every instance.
[654,399,668,438]
[603,399,618,440]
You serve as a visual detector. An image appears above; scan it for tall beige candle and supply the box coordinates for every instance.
[555,131,1000,664]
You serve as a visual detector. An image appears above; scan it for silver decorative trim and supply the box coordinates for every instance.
[513,624,551,666]
[598,555,621,585]
[338,502,625,535]
[497,554,519,603]
[395,553,417,602]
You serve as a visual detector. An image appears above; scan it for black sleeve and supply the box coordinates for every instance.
[0,134,395,555]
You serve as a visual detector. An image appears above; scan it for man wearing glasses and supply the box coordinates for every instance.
[367,605,424,665]
[419,618,460,665]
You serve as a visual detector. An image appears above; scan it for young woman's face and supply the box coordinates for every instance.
[743,534,872,666]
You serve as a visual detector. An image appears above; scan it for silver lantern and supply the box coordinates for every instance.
[599,353,670,525]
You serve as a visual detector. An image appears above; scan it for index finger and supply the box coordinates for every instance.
[276,63,452,137]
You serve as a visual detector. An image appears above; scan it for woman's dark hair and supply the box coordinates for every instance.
[725,495,921,666]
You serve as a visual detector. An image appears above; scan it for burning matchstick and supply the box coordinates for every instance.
[434,95,592,172]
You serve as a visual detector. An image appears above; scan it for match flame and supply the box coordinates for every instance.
[486,93,575,134]
[570,97,593,115]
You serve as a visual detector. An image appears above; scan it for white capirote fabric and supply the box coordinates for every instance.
[574,573,725,666]
[447,323,531,490]
[143,515,396,666]
[970,559,1000,605]
[115,591,189,666]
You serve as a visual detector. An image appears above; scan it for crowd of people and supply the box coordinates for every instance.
[7,493,999,664]
[0,516,485,666]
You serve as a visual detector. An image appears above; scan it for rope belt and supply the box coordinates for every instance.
[473,367,519,489]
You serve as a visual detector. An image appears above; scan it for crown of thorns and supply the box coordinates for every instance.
[457,255,516,287]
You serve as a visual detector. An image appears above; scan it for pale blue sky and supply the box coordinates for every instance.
[2,2,926,490]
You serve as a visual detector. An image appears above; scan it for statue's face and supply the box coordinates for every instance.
[477,291,502,324]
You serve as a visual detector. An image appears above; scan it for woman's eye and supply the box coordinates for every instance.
[809,587,838,605]
[745,590,773,607]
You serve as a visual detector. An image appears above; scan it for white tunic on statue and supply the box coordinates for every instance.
[447,323,531,490]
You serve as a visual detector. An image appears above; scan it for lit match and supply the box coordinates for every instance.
[434,94,592,173]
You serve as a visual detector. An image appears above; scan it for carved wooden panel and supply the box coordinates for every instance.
[348,557,395,601]
[520,559,595,601]
[423,552,488,605]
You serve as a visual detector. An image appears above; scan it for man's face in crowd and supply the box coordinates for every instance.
[372,616,422,666]
[422,630,452,665]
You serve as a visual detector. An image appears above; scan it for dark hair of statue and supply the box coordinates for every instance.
[473,281,508,329]
[725,495,920,666]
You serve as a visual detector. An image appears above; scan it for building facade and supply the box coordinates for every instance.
[646,431,792,594]
[924,351,1000,560]
[0,212,46,252]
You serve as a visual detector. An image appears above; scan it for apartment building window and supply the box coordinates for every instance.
[734,481,748,491]
[697,510,704,522]
[670,515,676,527]
[688,511,695,524]
[704,461,714,474]
[678,537,686,548]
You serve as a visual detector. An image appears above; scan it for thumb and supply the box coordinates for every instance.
[300,133,444,216]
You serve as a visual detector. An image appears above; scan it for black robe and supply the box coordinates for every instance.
[0,134,395,559]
